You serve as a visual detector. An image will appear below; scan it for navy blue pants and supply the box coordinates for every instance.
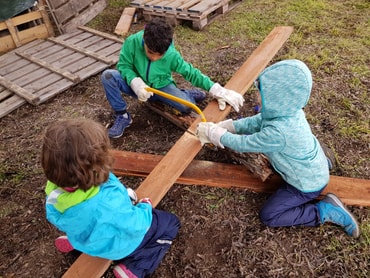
[259,182,325,227]
[118,209,180,277]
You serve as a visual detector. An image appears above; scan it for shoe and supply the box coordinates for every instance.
[319,140,336,170]
[316,193,360,238]
[108,113,132,138]
[113,264,137,278]
[183,89,206,102]
[55,235,74,253]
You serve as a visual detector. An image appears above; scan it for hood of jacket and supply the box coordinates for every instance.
[258,59,312,119]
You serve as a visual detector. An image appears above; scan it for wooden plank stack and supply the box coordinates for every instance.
[130,0,243,30]
[0,26,122,119]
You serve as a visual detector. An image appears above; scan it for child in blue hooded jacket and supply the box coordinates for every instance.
[41,118,180,278]
[196,59,360,238]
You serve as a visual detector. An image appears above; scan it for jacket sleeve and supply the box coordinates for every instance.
[221,122,286,153]
[116,34,140,86]
[233,114,263,134]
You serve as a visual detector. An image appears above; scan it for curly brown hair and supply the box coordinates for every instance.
[41,118,114,191]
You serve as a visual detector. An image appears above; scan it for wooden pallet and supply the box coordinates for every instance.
[62,26,294,278]
[130,0,242,30]
[0,26,122,118]
[0,4,54,54]
[46,0,107,34]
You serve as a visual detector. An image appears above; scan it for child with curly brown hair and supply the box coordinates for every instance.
[41,118,180,278]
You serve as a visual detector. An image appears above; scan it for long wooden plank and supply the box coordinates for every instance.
[62,26,293,278]
[78,26,123,44]
[114,7,136,36]
[111,150,370,206]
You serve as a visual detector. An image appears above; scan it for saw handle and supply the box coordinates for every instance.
[145,87,207,122]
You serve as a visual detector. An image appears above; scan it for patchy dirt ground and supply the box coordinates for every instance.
[0,2,369,278]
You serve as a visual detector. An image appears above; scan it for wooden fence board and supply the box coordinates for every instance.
[4,64,39,81]
[38,48,75,64]
[62,25,293,278]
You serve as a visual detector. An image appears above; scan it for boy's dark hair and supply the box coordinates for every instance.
[143,17,173,54]
[41,119,114,191]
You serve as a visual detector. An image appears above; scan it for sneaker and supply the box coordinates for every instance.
[319,140,336,170]
[113,264,137,278]
[183,89,206,102]
[316,193,360,238]
[55,235,74,253]
[108,113,132,138]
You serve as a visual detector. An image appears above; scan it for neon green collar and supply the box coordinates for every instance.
[45,181,99,213]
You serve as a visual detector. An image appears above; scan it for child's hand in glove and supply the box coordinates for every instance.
[130,77,153,102]
[196,122,227,148]
[209,83,244,112]
[216,119,235,133]
[126,188,137,204]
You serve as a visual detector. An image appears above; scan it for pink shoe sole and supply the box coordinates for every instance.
[54,235,74,253]
[113,264,137,278]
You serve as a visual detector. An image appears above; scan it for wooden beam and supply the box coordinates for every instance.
[78,26,123,44]
[62,26,293,278]
[0,75,40,105]
[114,7,136,36]
[111,150,370,207]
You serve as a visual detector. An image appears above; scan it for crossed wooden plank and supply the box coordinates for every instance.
[111,150,370,207]
[62,26,294,278]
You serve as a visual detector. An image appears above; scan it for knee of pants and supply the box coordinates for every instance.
[259,206,276,227]
[101,70,114,82]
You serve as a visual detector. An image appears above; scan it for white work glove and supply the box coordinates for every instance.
[216,119,235,133]
[196,122,227,148]
[209,83,244,112]
[130,77,153,102]
[127,187,137,204]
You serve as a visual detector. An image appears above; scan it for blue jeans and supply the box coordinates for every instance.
[259,182,325,227]
[101,69,197,113]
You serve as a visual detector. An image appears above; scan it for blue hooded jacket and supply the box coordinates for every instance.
[221,59,329,192]
[45,172,152,260]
